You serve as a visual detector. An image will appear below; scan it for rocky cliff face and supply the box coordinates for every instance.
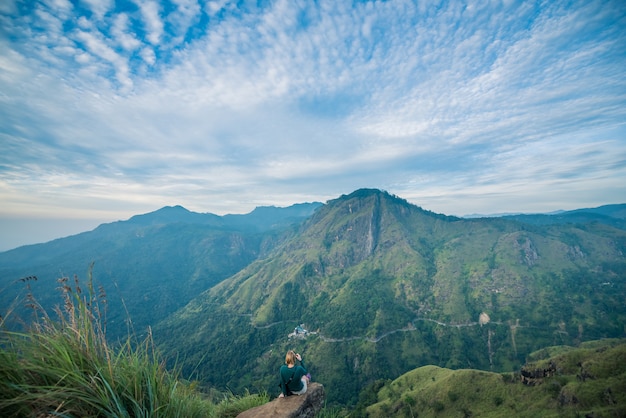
[237,383,325,418]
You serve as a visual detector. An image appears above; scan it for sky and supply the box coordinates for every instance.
[1,0,625,251]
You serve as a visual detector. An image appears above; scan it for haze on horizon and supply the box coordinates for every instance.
[1,0,625,251]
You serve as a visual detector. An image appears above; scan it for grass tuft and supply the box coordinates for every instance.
[0,269,267,417]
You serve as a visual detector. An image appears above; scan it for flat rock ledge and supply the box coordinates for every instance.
[237,383,325,418]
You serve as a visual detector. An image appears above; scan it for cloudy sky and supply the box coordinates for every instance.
[1,0,625,251]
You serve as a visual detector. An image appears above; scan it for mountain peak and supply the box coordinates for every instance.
[336,188,390,201]
[127,205,209,225]
[326,188,451,221]
[156,205,190,214]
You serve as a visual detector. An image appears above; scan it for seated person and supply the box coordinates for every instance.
[278,350,309,397]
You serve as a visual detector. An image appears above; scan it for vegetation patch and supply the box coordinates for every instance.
[0,274,268,417]
[365,339,626,417]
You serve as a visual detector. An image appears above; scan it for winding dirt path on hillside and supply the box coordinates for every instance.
[248,314,541,366]
[318,325,418,343]
[296,318,516,344]
[252,320,299,329]
[249,316,532,349]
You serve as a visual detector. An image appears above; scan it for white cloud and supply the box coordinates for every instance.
[80,0,114,20]
[0,0,18,14]
[73,29,133,89]
[111,13,142,51]
[168,0,201,42]
[205,0,230,17]
[135,0,164,45]
[140,46,156,65]
[0,0,624,248]
[33,6,66,35]
[41,0,74,19]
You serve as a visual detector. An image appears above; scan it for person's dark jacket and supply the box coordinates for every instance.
[279,360,307,396]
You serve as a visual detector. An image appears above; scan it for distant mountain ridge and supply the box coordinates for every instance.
[500,203,626,229]
[125,205,222,226]
[125,203,324,231]
[0,202,321,341]
[566,203,626,218]
[465,203,626,230]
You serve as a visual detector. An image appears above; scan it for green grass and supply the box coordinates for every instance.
[365,340,626,418]
[0,273,268,417]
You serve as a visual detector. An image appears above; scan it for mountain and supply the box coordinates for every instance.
[125,203,324,231]
[0,203,321,341]
[155,189,626,405]
[566,203,626,219]
[222,203,327,231]
[500,204,626,229]
[2,190,625,407]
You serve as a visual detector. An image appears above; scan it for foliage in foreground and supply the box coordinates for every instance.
[364,338,626,418]
[0,273,268,417]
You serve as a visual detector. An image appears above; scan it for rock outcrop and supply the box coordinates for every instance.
[237,383,325,418]
[520,361,557,385]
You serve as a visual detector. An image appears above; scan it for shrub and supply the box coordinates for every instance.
[448,391,459,402]
[432,400,445,411]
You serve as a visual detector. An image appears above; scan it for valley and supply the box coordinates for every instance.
[1,189,625,408]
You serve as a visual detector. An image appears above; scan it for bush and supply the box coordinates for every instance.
[432,400,445,411]
[448,391,459,402]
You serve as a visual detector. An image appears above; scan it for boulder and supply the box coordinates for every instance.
[520,360,557,386]
[237,382,325,418]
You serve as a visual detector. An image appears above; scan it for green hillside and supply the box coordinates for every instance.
[365,338,626,417]
[155,189,626,405]
[0,204,319,341]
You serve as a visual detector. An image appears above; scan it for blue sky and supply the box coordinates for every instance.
[1,0,625,251]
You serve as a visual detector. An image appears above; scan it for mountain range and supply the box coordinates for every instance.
[1,189,625,407]
[0,202,321,341]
